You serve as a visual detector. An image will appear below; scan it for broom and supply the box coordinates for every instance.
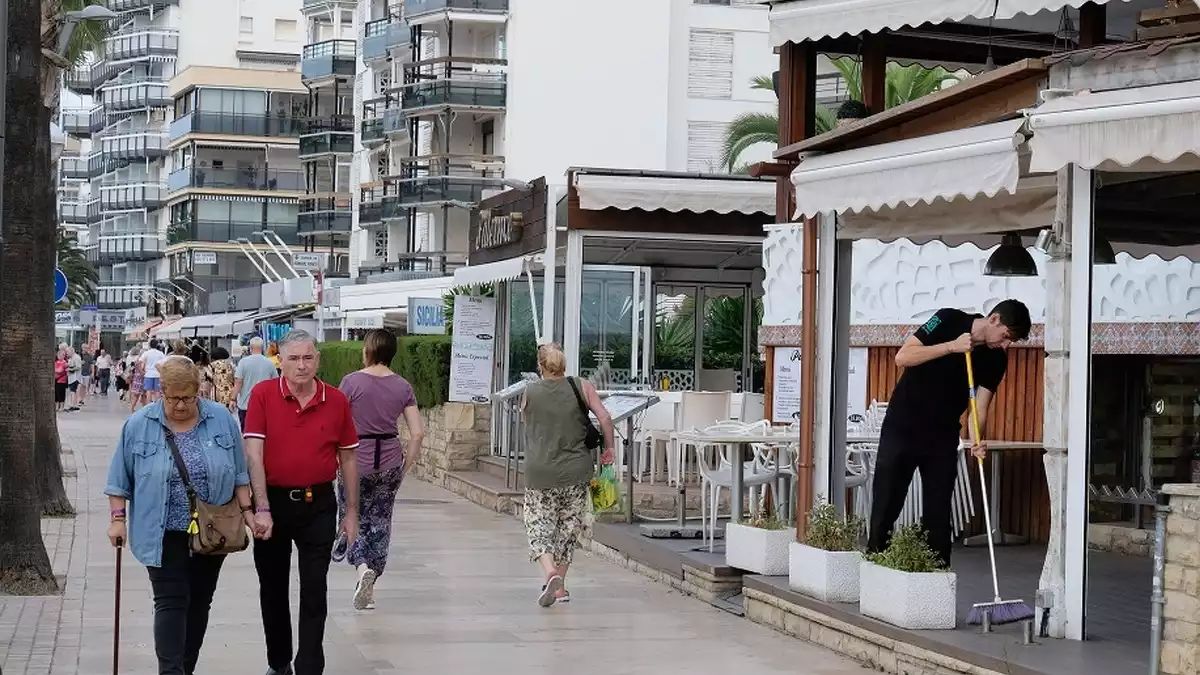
[964,351,1035,627]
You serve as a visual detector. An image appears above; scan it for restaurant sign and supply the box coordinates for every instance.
[474,209,524,250]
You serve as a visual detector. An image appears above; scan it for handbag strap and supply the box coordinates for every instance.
[566,377,590,418]
[162,428,197,499]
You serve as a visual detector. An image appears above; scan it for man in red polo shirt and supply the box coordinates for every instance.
[243,329,360,675]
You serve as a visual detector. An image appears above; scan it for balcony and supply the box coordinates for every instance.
[360,188,383,226]
[105,28,179,62]
[59,200,90,225]
[299,116,355,157]
[87,234,164,265]
[384,174,505,208]
[109,0,179,11]
[301,40,356,82]
[61,106,105,137]
[96,282,156,310]
[298,197,352,236]
[399,75,506,112]
[405,0,508,18]
[363,17,410,62]
[99,183,166,210]
[167,167,304,193]
[88,152,115,178]
[168,220,299,246]
[168,111,305,142]
[100,132,167,163]
[87,199,103,224]
[60,156,89,180]
[303,0,356,8]
[103,81,171,112]
[361,98,387,146]
[64,61,118,95]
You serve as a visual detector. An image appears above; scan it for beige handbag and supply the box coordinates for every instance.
[164,429,250,555]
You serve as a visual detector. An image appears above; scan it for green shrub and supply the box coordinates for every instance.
[805,502,863,552]
[865,524,948,573]
[318,335,453,408]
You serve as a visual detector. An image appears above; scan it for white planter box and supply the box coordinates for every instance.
[859,561,957,630]
[788,542,862,603]
[725,523,796,576]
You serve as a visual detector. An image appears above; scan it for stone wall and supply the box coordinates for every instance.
[400,403,491,487]
[1088,523,1153,557]
[1161,484,1200,675]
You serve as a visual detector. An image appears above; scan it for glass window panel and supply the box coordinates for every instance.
[653,285,696,392]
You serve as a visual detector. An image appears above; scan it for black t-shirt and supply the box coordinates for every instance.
[882,308,1008,439]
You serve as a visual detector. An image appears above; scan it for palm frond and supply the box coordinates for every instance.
[750,74,775,92]
[720,112,778,171]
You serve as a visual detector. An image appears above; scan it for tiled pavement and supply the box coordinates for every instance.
[0,395,862,675]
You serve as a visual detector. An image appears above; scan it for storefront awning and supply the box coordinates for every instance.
[125,319,159,339]
[453,254,543,287]
[231,307,306,334]
[767,0,1131,47]
[574,173,775,215]
[160,314,205,340]
[208,311,255,338]
[1027,79,1200,174]
[792,118,1027,219]
[148,317,181,339]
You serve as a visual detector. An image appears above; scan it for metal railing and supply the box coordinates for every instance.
[168,220,299,245]
[59,156,89,180]
[100,131,167,161]
[105,28,179,62]
[406,0,508,17]
[301,39,357,80]
[363,17,410,61]
[298,211,352,235]
[299,131,354,157]
[102,81,170,111]
[61,106,106,135]
[58,200,90,224]
[99,183,166,210]
[168,111,305,141]
[399,77,506,111]
[167,167,304,193]
[87,234,164,264]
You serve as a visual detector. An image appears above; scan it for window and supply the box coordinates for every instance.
[687,29,734,99]
[481,119,495,156]
[240,17,254,35]
[686,121,726,172]
[274,18,298,41]
[196,88,268,116]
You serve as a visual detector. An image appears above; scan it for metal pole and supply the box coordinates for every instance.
[0,0,9,272]
[1149,491,1170,675]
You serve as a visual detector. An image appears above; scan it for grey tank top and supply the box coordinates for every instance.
[522,377,594,490]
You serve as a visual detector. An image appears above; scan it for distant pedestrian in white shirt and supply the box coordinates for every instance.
[139,339,168,402]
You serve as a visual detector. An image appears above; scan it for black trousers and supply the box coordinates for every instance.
[866,427,961,567]
[98,368,111,394]
[146,531,226,675]
[254,483,336,675]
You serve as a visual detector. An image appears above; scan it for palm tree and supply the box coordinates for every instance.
[55,227,97,309]
[720,58,955,172]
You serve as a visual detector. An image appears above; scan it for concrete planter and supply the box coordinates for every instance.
[788,542,862,603]
[859,561,957,630]
[725,523,795,576]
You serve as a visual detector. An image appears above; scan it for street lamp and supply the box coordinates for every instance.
[49,5,118,66]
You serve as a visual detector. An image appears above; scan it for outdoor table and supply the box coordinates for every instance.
[671,428,800,526]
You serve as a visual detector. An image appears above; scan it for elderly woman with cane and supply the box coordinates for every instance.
[105,357,254,675]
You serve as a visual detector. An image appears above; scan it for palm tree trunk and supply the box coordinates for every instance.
[0,0,58,594]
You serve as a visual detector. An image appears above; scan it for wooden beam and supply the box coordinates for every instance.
[748,161,793,178]
[778,42,816,147]
[861,32,887,114]
[1078,2,1106,48]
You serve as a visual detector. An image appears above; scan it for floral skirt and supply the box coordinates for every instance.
[523,482,589,567]
[337,465,405,576]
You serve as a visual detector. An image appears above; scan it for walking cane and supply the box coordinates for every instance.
[113,537,122,675]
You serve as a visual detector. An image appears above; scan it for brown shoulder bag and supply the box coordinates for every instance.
[164,429,250,555]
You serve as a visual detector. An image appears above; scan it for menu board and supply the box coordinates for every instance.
[772,346,802,423]
[846,348,869,428]
[593,394,660,425]
[448,295,498,404]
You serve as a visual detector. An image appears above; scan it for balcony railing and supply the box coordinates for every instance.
[363,17,410,61]
[385,175,505,207]
[61,106,105,136]
[360,188,384,225]
[105,28,179,62]
[361,118,385,145]
[301,115,355,135]
[399,77,506,111]
[87,234,164,265]
[96,282,158,309]
[167,111,305,142]
[65,61,118,94]
[168,220,299,246]
[86,199,103,223]
[301,40,357,81]
[299,131,354,157]
[405,0,508,17]
[109,0,179,12]
[99,183,166,210]
[298,197,352,236]
[60,156,89,180]
[59,200,90,224]
[167,167,304,193]
[87,152,115,178]
[100,132,167,161]
[103,81,171,112]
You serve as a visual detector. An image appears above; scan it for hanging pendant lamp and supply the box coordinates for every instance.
[984,234,1038,277]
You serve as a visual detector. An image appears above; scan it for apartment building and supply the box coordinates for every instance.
[58,0,315,314]
[346,0,839,280]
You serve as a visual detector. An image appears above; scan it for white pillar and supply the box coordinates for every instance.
[540,185,562,345]
[1064,165,1095,641]
[563,230,584,376]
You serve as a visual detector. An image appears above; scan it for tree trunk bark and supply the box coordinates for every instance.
[0,0,59,594]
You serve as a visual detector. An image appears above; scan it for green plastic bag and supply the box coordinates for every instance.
[589,464,622,514]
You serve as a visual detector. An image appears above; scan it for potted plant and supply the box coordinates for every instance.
[859,525,957,630]
[725,507,796,576]
[789,502,864,603]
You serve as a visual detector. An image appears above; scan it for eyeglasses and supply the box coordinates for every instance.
[164,395,198,407]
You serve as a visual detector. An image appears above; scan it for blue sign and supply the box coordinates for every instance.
[54,268,68,304]
[407,297,446,335]
[81,304,97,311]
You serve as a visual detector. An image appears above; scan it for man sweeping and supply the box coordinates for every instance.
[867,299,1031,569]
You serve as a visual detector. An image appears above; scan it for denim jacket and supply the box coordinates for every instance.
[104,399,249,567]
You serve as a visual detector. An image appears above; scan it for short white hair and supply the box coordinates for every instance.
[279,329,317,354]
[249,336,264,348]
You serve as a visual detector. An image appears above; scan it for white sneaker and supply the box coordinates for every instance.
[353,565,376,610]
[538,575,564,608]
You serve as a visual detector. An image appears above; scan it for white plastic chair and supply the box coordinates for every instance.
[695,421,778,551]
[634,400,677,483]
[740,392,765,423]
[668,391,733,486]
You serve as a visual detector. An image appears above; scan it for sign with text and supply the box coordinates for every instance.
[292,252,325,271]
[846,348,869,428]
[474,209,524,250]
[347,313,384,329]
[448,295,497,404]
[193,251,218,266]
[407,297,446,335]
[55,310,74,326]
[771,347,801,423]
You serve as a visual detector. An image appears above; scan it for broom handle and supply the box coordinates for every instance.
[965,352,1003,603]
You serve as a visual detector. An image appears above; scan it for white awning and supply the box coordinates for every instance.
[207,311,255,338]
[574,173,775,215]
[791,119,1027,219]
[1027,79,1200,173]
[768,0,1133,47]
[452,254,542,287]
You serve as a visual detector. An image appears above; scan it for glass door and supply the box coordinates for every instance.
[578,265,652,389]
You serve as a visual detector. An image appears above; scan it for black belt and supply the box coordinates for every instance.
[267,481,334,503]
[359,433,398,470]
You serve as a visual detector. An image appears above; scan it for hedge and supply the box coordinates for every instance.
[317,336,453,408]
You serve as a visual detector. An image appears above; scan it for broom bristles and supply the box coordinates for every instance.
[966,598,1035,626]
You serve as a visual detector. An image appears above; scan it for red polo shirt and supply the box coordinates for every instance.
[242,378,359,488]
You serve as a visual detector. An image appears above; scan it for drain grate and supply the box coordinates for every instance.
[396,498,451,505]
